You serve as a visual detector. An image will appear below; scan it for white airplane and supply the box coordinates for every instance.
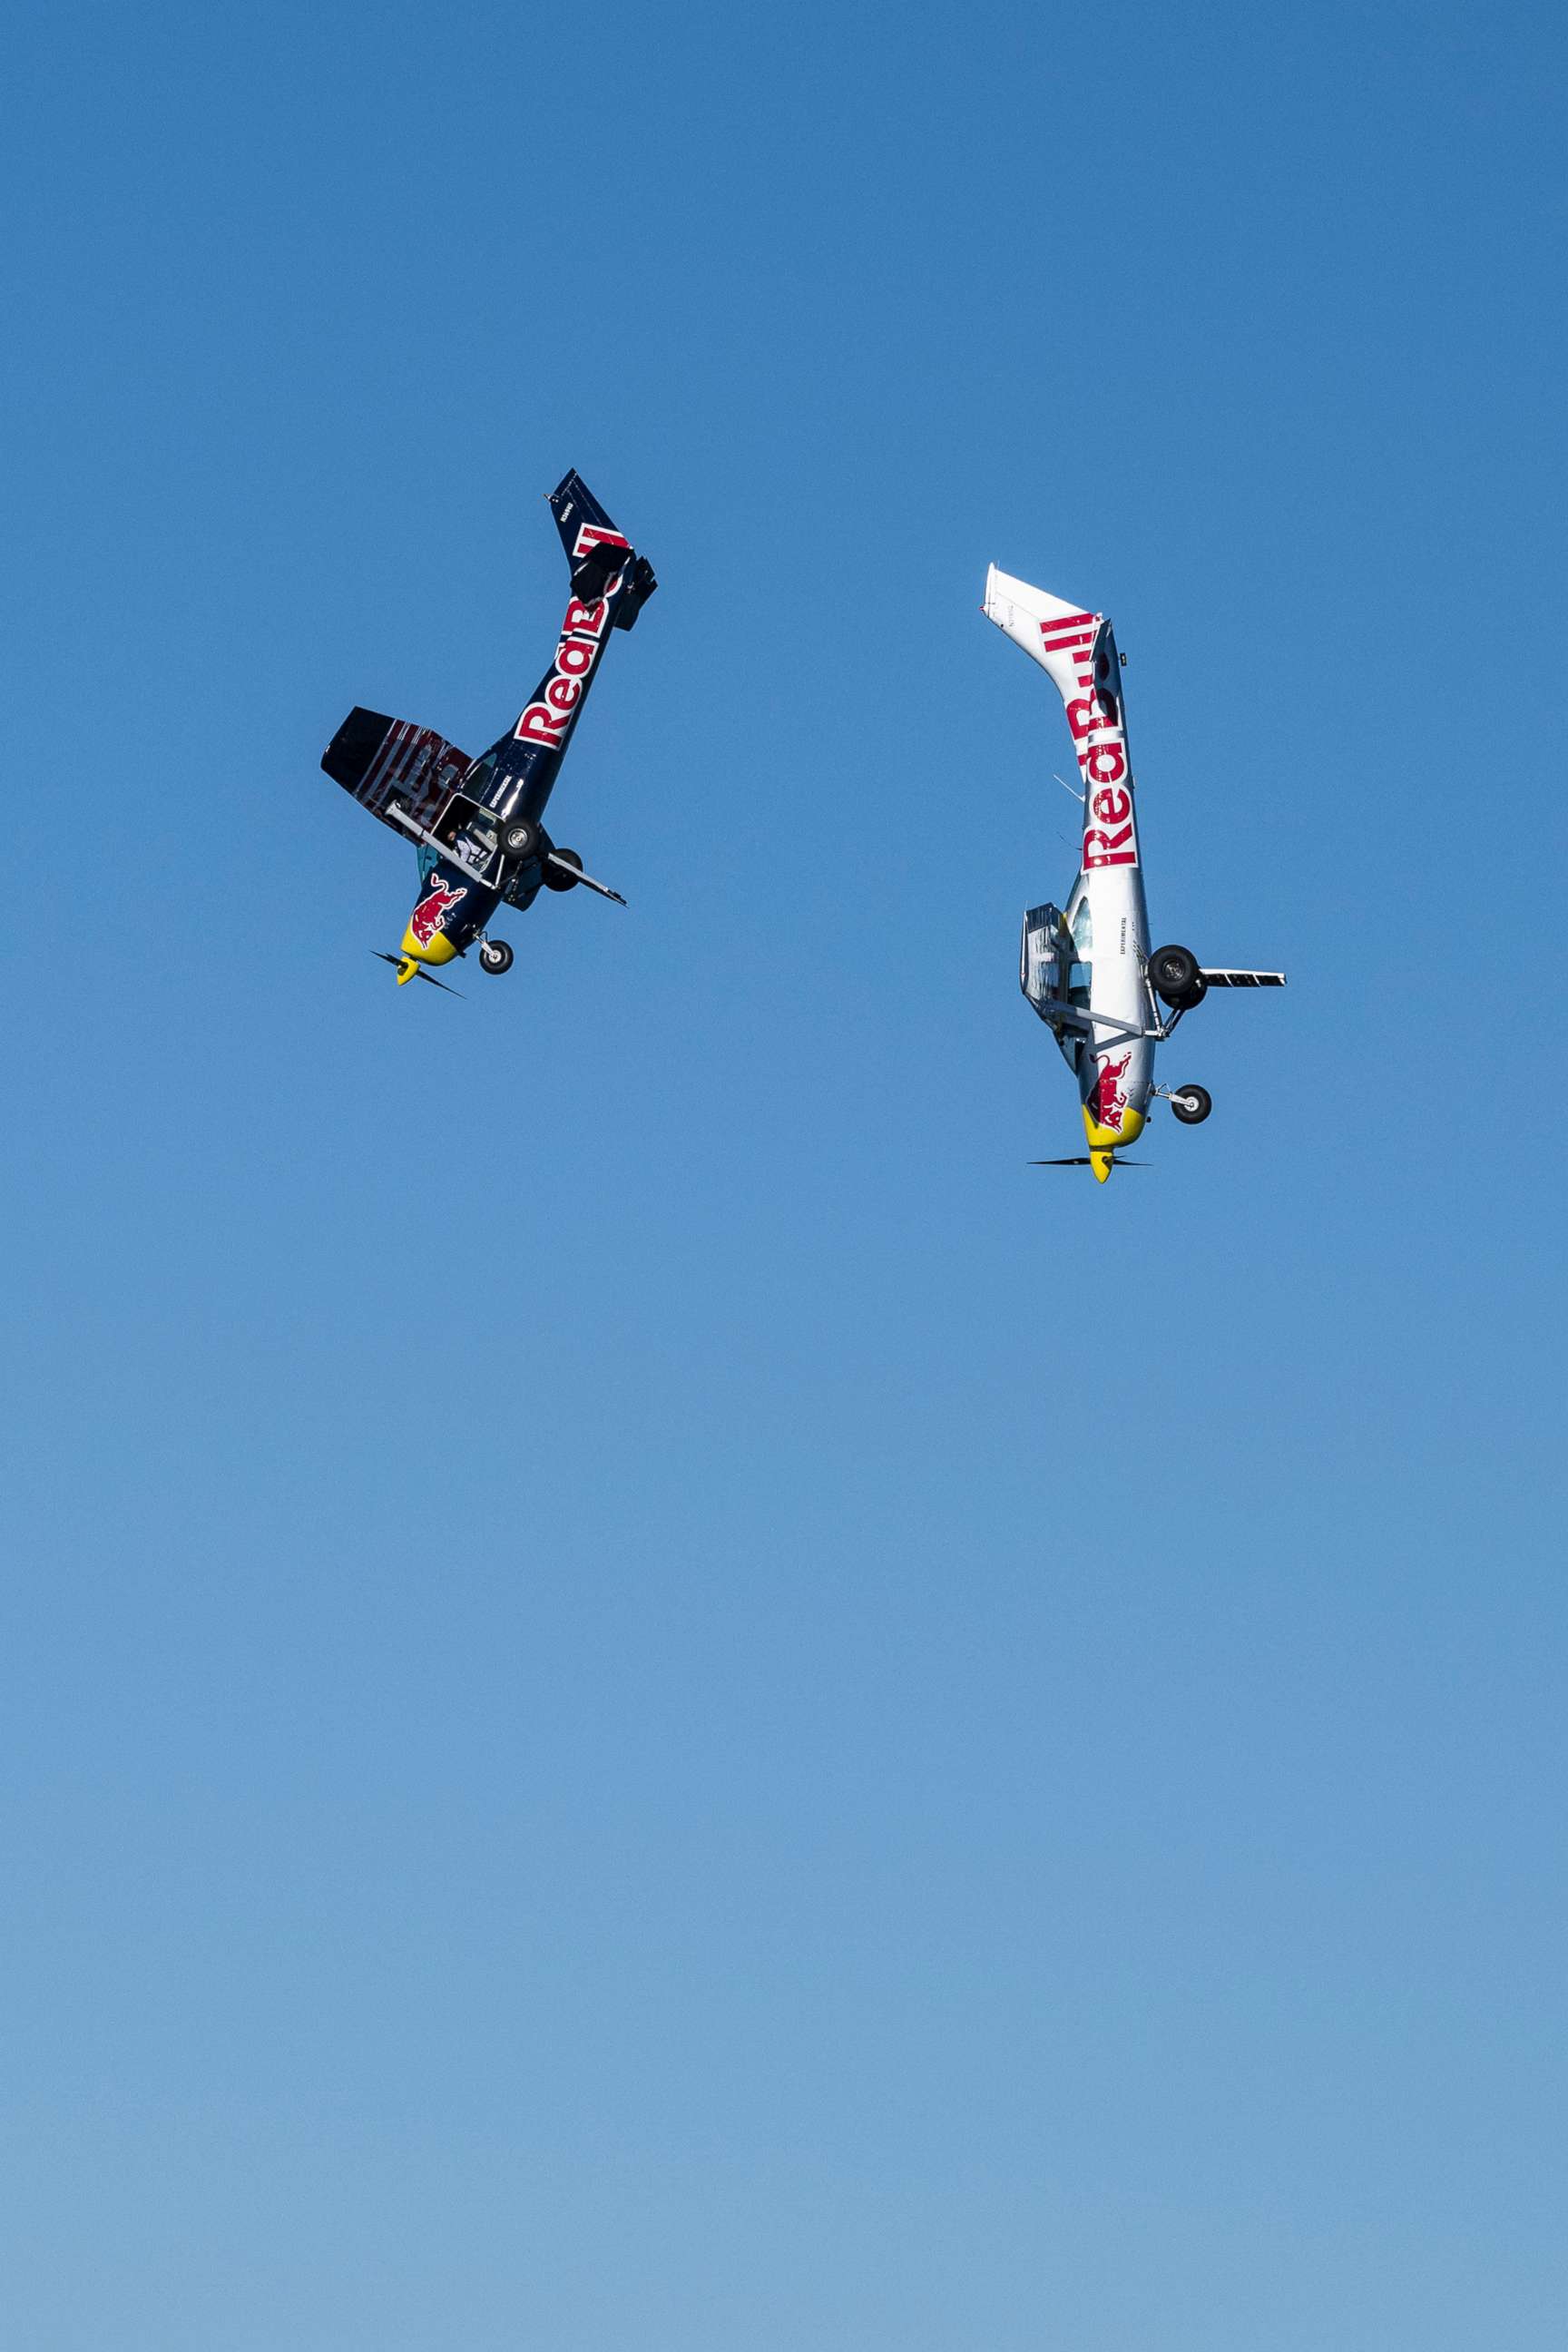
[983,566,1285,1182]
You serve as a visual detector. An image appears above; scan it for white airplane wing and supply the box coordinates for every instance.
[1199,968,1288,987]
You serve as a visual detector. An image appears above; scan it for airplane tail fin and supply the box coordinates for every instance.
[548,469,658,630]
[983,564,1109,706]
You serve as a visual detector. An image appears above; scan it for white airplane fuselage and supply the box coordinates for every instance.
[1067,852,1155,1152]
[987,569,1157,1177]
[987,564,1287,1177]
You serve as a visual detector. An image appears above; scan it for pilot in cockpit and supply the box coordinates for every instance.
[463,819,502,876]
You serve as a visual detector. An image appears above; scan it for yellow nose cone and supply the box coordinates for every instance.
[396,926,460,979]
[1082,1102,1144,1171]
[1083,1104,1144,1150]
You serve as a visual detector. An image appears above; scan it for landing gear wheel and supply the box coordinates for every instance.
[500,817,541,863]
[1150,944,1202,1006]
[1170,1083,1212,1125]
[478,937,514,975]
[543,848,583,893]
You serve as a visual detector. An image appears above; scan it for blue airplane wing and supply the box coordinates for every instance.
[322,708,474,838]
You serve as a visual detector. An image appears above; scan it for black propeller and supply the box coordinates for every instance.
[1029,1156,1151,1167]
[372,951,465,997]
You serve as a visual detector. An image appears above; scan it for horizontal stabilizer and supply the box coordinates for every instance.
[611,552,658,631]
[1200,968,1287,986]
[570,537,631,603]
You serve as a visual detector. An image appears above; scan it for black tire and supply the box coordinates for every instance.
[1170,1083,1212,1125]
[543,848,583,893]
[478,937,514,975]
[500,817,541,863]
[1150,944,1201,1005]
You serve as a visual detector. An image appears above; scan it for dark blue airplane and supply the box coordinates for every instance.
[322,470,656,989]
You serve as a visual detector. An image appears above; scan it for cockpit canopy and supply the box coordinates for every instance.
[429,789,504,884]
[1020,900,1087,1071]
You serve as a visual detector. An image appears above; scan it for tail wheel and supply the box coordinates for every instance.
[478,937,514,975]
[1171,1083,1211,1125]
[1150,944,1201,1006]
[500,817,541,862]
[543,848,583,893]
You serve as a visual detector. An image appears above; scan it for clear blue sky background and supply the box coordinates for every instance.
[4,3,1563,2345]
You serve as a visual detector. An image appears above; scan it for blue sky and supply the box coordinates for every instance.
[4,2,1563,2345]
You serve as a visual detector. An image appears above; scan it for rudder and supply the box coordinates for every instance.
[548,469,657,628]
[983,565,1104,704]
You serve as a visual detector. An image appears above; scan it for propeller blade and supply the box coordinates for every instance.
[371,951,465,997]
[1028,1156,1151,1167]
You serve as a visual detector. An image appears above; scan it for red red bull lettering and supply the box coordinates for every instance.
[514,593,613,750]
[409,872,468,946]
[1040,614,1139,872]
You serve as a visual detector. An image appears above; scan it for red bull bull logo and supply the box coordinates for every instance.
[409,872,468,947]
[1090,1052,1132,1132]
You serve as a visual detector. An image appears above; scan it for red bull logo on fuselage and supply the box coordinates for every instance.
[409,872,468,946]
[1089,1052,1132,1132]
